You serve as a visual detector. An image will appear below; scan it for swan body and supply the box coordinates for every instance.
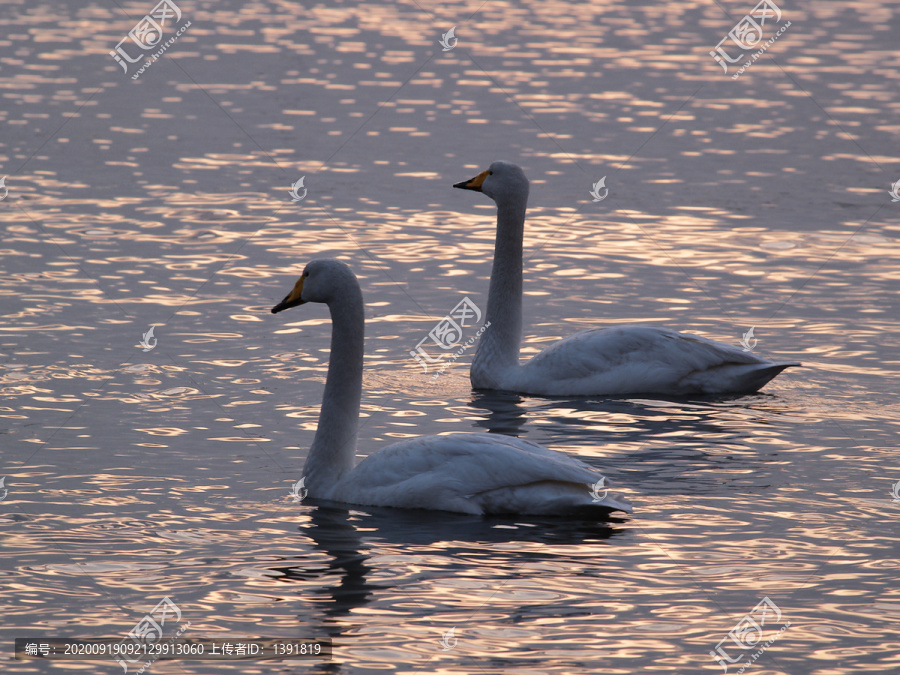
[487,325,796,396]
[271,259,631,516]
[327,432,630,515]
[454,161,800,396]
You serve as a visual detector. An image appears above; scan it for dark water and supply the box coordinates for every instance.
[1,0,899,673]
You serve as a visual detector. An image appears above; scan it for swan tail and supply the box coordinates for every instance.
[683,361,801,394]
[727,361,801,393]
[471,481,633,517]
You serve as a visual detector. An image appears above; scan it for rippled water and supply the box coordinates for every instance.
[2,0,899,673]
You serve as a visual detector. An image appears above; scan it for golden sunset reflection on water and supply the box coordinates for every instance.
[1,0,899,673]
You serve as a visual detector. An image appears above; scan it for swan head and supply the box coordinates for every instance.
[271,259,356,313]
[453,160,529,204]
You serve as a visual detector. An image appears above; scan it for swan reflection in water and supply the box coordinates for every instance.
[262,505,625,672]
[468,389,759,440]
[467,389,797,498]
[273,504,626,611]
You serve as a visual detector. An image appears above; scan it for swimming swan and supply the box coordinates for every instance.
[271,259,632,516]
[453,161,800,396]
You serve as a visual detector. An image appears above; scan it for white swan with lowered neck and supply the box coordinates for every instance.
[454,161,800,396]
[271,259,632,516]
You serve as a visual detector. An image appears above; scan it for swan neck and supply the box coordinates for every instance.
[303,281,364,488]
[475,195,526,379]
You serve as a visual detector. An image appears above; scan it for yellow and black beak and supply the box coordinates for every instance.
[453,169,490,192]
[271,275,307,314]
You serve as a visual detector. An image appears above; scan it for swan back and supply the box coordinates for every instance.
[332,432,632,516]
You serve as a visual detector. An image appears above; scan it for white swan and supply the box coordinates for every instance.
[453,161,801,396]
[271,259,632,516]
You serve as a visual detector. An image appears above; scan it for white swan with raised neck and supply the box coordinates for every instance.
[453,160,800,396]
[271,259,632,516]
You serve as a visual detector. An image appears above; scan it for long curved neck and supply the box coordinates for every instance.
[303,281,364,488]
[473,192,527,383]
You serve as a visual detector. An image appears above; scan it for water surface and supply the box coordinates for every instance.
[1,1,899,673]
